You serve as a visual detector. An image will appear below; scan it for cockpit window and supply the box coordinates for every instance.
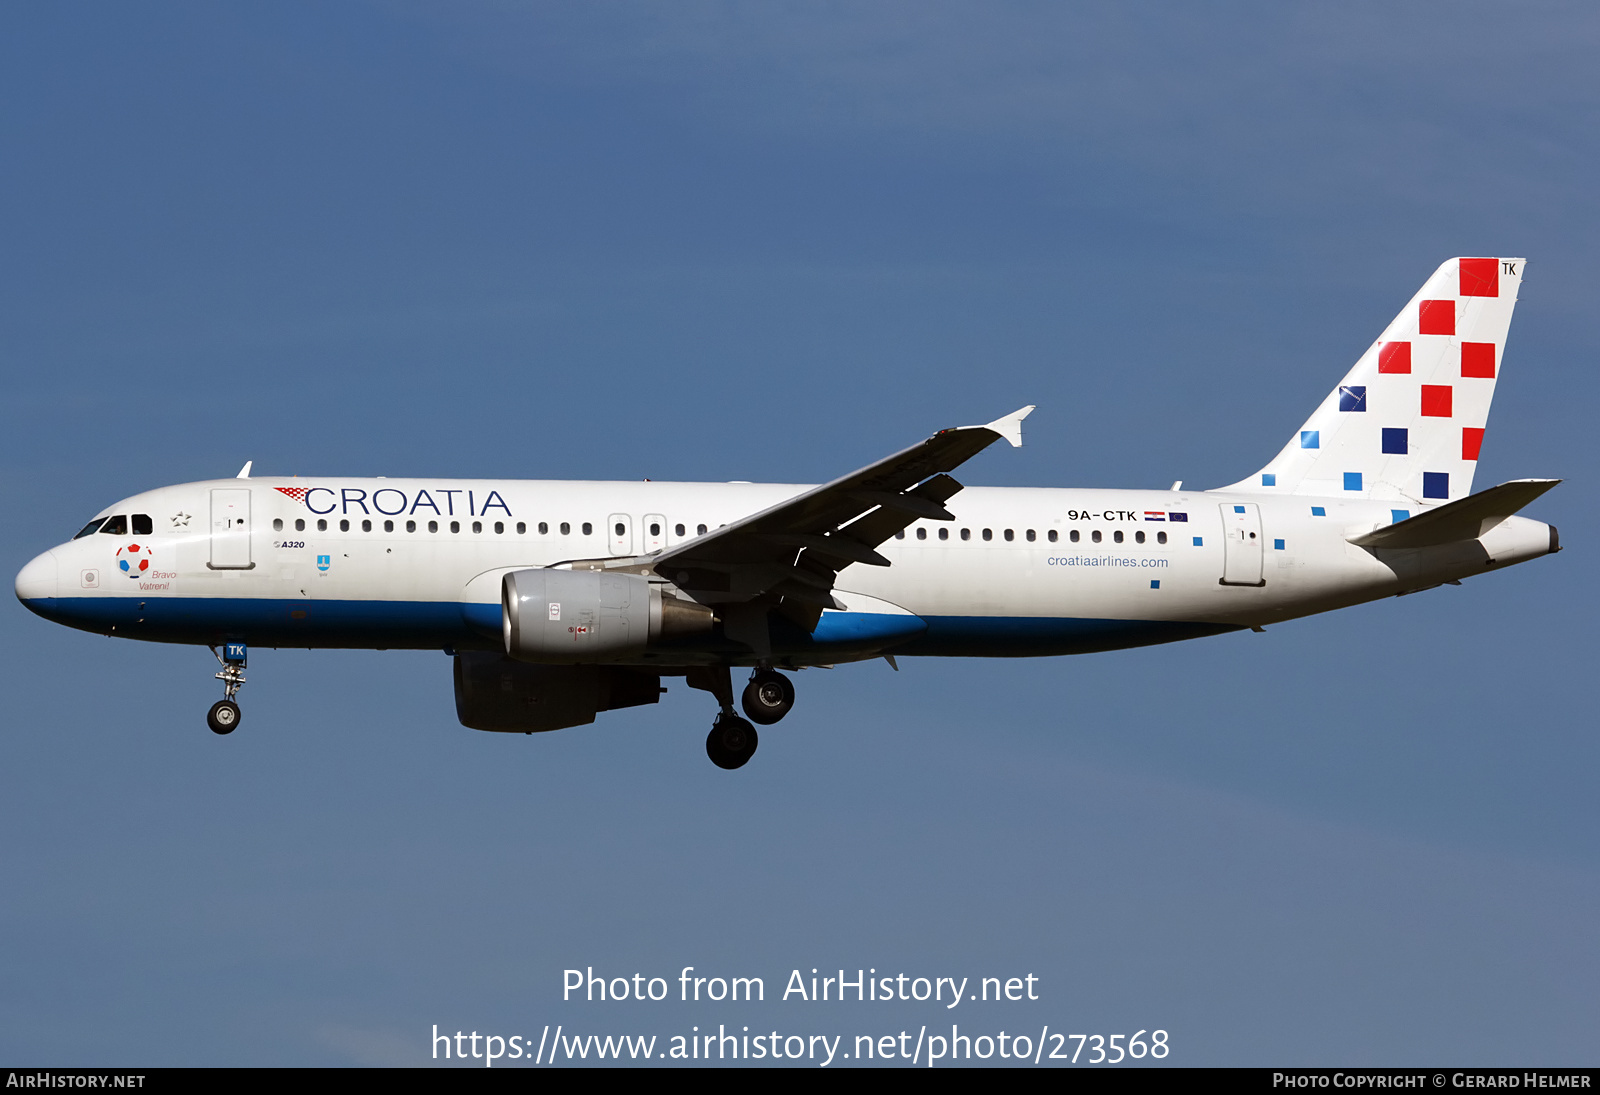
[132,514,152,535]
[73,518,106,539]
[99,515,128,536]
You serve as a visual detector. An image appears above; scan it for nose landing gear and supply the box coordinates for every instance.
[207,643,247,735]
[207,699,241,735]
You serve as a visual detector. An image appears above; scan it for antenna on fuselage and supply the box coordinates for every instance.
[236,461,253,479]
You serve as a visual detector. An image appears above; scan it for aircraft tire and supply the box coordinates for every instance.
[741,670,794,725]
[706,715,758,769]
[207,700,241,735]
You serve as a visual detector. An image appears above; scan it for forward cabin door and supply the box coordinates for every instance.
[1219,502,1265,586]
[209,488,254,569]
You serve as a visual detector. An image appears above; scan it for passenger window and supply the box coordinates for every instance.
[1114,530,1124,544]
[1091,530,1102,543]
[697,524,707,535]
[895,530,905,539]
[1026,529,1036,542]
[1157,531,1167,544]
[428,520,439,533]
[73,518,107,539]
[495,521,505,534]
[406,520,417,533]
[1070,530,1080,543]
[339,519,349,532]
[675,523,685,537]
[1135,530,1145,544]
[450,521,460,533]
[317,519,327,531]
[1004,529,1014,541]
[649,522,660,537]
[100,515,127,535]
[384,520,395,533]
[961,528,971,541]
[362,519,372,532]
[582,522,593,536]
[560,522,571,535]
[539,522,549,534]
[295,518,305,532]
[133,514,153,535]
[982,529,993,541]
[938,527,949,541]
[517,522,526,534]
[1048,530,1058,543]
[273,518,283,531]
[916,527,927,540]
[615,522,625,537]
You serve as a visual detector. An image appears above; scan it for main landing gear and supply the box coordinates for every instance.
[707,713,758,770]
[688,666,797,769]
[207,643,247,735]
[741,668,795,725]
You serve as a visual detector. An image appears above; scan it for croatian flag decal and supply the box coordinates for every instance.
[1144,511,1166,521]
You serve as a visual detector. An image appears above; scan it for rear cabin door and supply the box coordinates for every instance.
[1219,503,1265,586]
[608,513,633,557]
[209,488,254,569]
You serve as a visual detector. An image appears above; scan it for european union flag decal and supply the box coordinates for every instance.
[1339,386,1367,412]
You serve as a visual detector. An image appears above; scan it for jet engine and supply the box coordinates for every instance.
[502,569,715,662]
[453,651,663,733]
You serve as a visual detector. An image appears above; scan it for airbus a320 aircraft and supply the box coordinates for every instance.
[16,258,1560,768]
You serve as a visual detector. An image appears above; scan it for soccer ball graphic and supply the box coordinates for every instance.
[116,543,151,577]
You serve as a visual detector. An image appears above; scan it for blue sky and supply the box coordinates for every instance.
[3,2,1596,1066]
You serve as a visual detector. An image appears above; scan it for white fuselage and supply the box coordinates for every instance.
[15,476,1557,666]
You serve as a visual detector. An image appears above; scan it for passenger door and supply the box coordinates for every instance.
[209,488,254,570]
[1219,503,1265,586]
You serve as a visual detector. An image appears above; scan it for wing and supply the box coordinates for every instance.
[651,406,1034,633]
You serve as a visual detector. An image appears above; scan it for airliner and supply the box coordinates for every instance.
[15,258,1560,768]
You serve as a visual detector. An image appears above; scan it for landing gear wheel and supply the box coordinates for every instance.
[207,699,241,735]
[706,715,758,769]
[741,670,795,725]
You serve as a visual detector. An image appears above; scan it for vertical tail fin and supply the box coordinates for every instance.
[1223,257,1524,503]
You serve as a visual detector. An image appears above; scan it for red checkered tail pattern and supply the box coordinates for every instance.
[1222,257,1523,505]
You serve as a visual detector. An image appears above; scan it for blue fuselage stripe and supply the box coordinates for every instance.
[19,595,1238,657]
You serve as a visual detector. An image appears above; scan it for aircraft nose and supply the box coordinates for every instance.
[15,549,59,605]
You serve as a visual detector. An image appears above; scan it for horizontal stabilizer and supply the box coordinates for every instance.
[1349,478,1560,549]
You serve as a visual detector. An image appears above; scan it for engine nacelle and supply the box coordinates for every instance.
[453,652,663,733]
[502,568,715,662]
